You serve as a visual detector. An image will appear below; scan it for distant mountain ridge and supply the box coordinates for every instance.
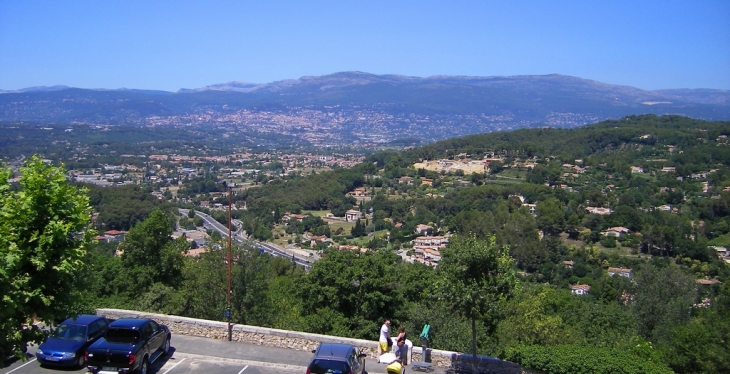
[1,72,728,146]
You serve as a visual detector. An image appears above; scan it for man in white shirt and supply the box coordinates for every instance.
[379,319,391,355]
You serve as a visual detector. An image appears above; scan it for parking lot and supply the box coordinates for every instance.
[3,355,301,374]
[1,335,310,374]
[2,334,441,374]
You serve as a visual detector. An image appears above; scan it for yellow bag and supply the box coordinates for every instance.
[386,361,402,374]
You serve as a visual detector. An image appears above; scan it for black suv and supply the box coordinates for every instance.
[306,343,367,374]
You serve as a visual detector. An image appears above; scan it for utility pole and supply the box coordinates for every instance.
[217,180,235,342]
[227,182,233,342]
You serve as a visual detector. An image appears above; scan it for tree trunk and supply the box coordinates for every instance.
[471,317,477,374]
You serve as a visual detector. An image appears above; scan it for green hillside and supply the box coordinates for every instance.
[10,114,728,374]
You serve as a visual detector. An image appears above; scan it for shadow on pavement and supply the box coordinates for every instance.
[148,346,179,373]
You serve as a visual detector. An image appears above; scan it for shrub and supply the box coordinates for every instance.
[503,344,672,374]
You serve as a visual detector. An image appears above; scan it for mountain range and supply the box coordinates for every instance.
[1,72,728,146]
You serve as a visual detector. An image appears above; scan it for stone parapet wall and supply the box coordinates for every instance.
[96,309,521,373]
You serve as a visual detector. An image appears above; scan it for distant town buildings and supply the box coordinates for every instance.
[607,267,633,278]
[586,207,612,215]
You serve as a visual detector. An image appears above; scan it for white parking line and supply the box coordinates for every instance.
[4,358,37,374]
[171,352,306,372]
[237,365,249,374]
[162,357,187,374]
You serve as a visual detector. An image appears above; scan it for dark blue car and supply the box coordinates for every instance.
[36,315,109,368]
[307,343,367,374]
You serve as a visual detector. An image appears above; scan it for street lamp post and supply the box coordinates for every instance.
[219,180,234,342]
[226,182,233,342]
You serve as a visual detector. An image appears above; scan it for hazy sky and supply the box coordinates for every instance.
[1,1,728,91]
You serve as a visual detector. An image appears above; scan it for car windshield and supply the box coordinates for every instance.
[105,328,141,344]
[52,324,87,342]
[309,359,348,374]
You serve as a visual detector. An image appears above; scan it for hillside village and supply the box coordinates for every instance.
[67,117,730,300]
[5,115,730,374]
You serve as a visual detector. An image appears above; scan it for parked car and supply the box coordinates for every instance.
[35,315,109,368]
[85,318,171,374]
[306,343,367,374]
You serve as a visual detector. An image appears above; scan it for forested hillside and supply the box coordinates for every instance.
[76,115,730,373]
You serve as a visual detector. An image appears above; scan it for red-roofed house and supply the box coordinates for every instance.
[350,187,368,197]
[415,224,433,235]
[103,230,126,242]
[608,267,633,278]
[603,227,630,237]
[571,284,591,296]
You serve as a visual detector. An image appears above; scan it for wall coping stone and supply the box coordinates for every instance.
[96,309,521,373]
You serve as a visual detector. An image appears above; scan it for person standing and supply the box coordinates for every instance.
[395,337,407,364]
[396,326,406,342]
[395,337,408,367]
[387,338,408,374]
[379,319,391,355]
[396,326,408,365]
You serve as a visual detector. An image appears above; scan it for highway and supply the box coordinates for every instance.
[179,209,312,270]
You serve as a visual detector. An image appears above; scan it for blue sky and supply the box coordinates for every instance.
[1,1,728,91]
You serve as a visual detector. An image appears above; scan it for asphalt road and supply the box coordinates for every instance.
[2,334,440,374]
[178,209,313,270]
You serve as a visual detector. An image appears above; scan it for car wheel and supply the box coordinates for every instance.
[76,354,85,369]
[162,337,170,355]
[138,358,148,374]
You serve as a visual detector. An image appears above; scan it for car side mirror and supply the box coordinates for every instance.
[359,353,367,358]
[311,349,317,353]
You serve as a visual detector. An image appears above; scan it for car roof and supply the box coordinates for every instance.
[109,318,152,329]
[314,343,356,359]
[61,314,106,325]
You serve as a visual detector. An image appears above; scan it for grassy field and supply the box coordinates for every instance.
[559,233,651,259]
[352,229,389,246]
[271,224,290,247]
[329,221,355,234]
[484,178,524,185]
[709,234,730,247]
[496,169,525,179]
[302,210,330,217]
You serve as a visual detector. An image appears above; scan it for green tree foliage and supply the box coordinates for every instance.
[177,250,228,321]
[117,210,186,298]
[495,286,579,351]
[230,247,276,326]
[504,344,672,374]
[536,197,566,236]
[495,283,639,357]
[658,282,730,373]
[78,243,124,310]
[1,156,92,358]
[177,174,226,196]
[407,300,476,353]
[351,219,366,237]
[299,249,402,339]
[631,264,697,343]
[85,184,165,230]
[435,234,519,374]
[266,273,306,331]
[44,115,730,373]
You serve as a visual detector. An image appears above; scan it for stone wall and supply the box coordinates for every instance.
[96,309,522,374]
